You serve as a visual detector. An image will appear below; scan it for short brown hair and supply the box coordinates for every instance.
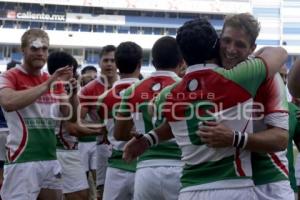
[21,28,49,48]
[222,13,260,46]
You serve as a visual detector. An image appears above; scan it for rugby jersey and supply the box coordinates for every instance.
[154,59,267,192]
[0,66,63,163]
[287,102,300,192]
[251,74,290,185]
[78,78,106,142]
[118,70,182,168]
[98,78,139,172]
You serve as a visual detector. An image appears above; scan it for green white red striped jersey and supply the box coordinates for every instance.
[98,78,139,172]
[154,59,267,191]
[252,73,289,185]
[0,66,63,163]
[78,78,107,142]
[118,70,182,168]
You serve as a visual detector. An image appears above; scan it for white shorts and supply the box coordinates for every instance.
[0,130,8,161]
[103,167,135,200]
[254,180,294,200]
[179,187,256,200]
[78,141,97,171]
[57,150,89,194]
[96,144,112,186]
[134,166,182,200]
[0,160,62,200]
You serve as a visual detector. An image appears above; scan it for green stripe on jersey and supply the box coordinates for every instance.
[13,128,57,163]
[138,141,181,161]
[186,101,216,145]
[287,103,300,192]
[118,83,138,117]
[181,155,250,188]
[214,58,266,97]
[108,149,136,172]
[251,152,288,185]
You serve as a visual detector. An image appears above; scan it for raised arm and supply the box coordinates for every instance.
[0,66,73,112]
[254,47,288,78]
[288,58,300,98]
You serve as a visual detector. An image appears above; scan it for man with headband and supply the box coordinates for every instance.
[0,28,74,200]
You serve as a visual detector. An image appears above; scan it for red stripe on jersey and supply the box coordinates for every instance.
[163,70,252,121]
[99,83,132,119]
[58,122,71,150]
[9,111,28,162]
[79,80,106,104]
[128,76,177,112]
[235,149,246,176]
[254,76,287,115]
[270,152,289,176]
[234,120,250,176]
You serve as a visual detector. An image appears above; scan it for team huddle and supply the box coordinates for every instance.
[0,12,300,200]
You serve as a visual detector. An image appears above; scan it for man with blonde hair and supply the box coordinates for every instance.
[0,28,74,200]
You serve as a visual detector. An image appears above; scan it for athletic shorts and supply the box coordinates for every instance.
[0,160,62,200]
[134,166,182,200]
[96,143,112,186]
[78,142,97,171]
[179,187,256,200]
[254,180,294,200]
[102,167,135,200]
[57,150,89,194]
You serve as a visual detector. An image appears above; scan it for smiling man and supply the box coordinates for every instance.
[203,13,293,200]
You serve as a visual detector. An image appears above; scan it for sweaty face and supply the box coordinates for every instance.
[219,26,256,69]
[22,37,49,70]
[99,51,117,78]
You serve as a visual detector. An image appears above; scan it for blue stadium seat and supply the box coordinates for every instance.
[166,28,176,36]
[129,27,139,34]
[47,5,56,12]
[45,23,55,30]
[3,21,14,28]
[142,27,152,35]
[153,28,162,35]
[71,24,80,31]
[117,26,129,34]
[55,5,66,14]
[94,25,104,32]
[55,23,65,31]
[80,24,91,32]
[81,6,92,13]
[71,6,81,13]
[20,21,30,29]
[11,52,22,61]
[31,4,42,12]
[86,54,99,64]
[105,26,114,33]
[30,22,41,28]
